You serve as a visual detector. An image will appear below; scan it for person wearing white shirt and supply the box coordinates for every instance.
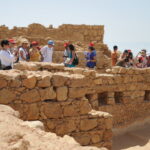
[0,40,14,70]
[19,40,29,61]
[40,40,54,62]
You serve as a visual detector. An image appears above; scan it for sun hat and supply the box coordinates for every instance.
[48,40,54,45]
[21,39,29,44]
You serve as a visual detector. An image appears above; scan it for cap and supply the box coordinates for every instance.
[9,39,16,44]
[48,40,54,45]
[64,42,69,47]
[89,42,94,47]
[31,41,38,45]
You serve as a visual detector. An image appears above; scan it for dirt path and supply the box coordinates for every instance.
[112,121,150,150]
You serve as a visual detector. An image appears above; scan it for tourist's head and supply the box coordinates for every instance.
[1,40,10,49]
[48,40,54,48]
[88,43,95,51]
[68,44,75,51]
[141,49,147,56]
[9,39,16,47]
[113,45,118,51]
[64,42,69,49]
[21,40,29,48]
[88,46,95,51]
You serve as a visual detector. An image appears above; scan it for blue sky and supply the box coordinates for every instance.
[0,0,150,54]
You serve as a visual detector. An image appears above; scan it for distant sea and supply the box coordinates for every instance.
[105,42,150,56]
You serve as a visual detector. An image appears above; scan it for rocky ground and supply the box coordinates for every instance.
[0,104,107,150]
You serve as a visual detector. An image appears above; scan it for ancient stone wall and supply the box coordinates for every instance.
[0,64,112,150]
[13,62,150,128]
[0,23,104,43]
[1,62,149,149]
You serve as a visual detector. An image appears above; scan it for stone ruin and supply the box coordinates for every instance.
[0,23,111,71]
[0,62,150,150]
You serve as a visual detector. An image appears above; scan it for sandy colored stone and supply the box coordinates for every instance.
[80,119,98,131]
[42,102,62,119]
[80,99,92,115]
[0,105,102,150]
[73,133,91,146]
[69,88,87,98]
[10,79,21,88]
[26,103,39,120]
[63,105,78,117]
[0,89,16,104]
[20,89,40,103]
[56,119,76,135]
[22,75,37,89]
[0,79,7,89]
[56,86,68,101]
[39,87,56,100]
[38,76,51,88]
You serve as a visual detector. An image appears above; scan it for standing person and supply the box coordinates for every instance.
[40,40,54,62]
[0,40,14,70]
[29,41,41,62]
[85,46,96,68]
[9,39,19,62]
[19,40,30,61]
[65,44,78,67]
[63,42,69,63]
[136,49,148,68]
[111,45,119,66]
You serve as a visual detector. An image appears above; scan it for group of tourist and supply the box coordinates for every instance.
[0,39,97,70]
[111,46,150,68]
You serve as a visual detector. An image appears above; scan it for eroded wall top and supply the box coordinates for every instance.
[0,23,104,43]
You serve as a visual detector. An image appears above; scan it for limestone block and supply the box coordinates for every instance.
[26,103,39,120]
[46,120,56,130]
[56,119,76,135]
[0,89,16,104]
[52,73,68,87]
[63,104,78,117]
[39,87,56,101]
[105,118,113,130]
[69,88,87,98]
[10,79,21,88]
[79,100,92,115]
[73,133,91,146]
[80,119,98,131]
[0,79,7,89]
[94,78,103,85]
[102,129,112,141]
[56,86,68,101]
[38,76,51,88]
[69,75,92,87]
[20,89,40,103]
[42,102,62,119]
[22,75,37,89]
[91,134,101,144]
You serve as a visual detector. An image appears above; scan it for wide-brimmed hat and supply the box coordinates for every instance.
[21,39,29,44]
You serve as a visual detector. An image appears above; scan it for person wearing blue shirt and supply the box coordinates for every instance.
[85,46,96,68]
